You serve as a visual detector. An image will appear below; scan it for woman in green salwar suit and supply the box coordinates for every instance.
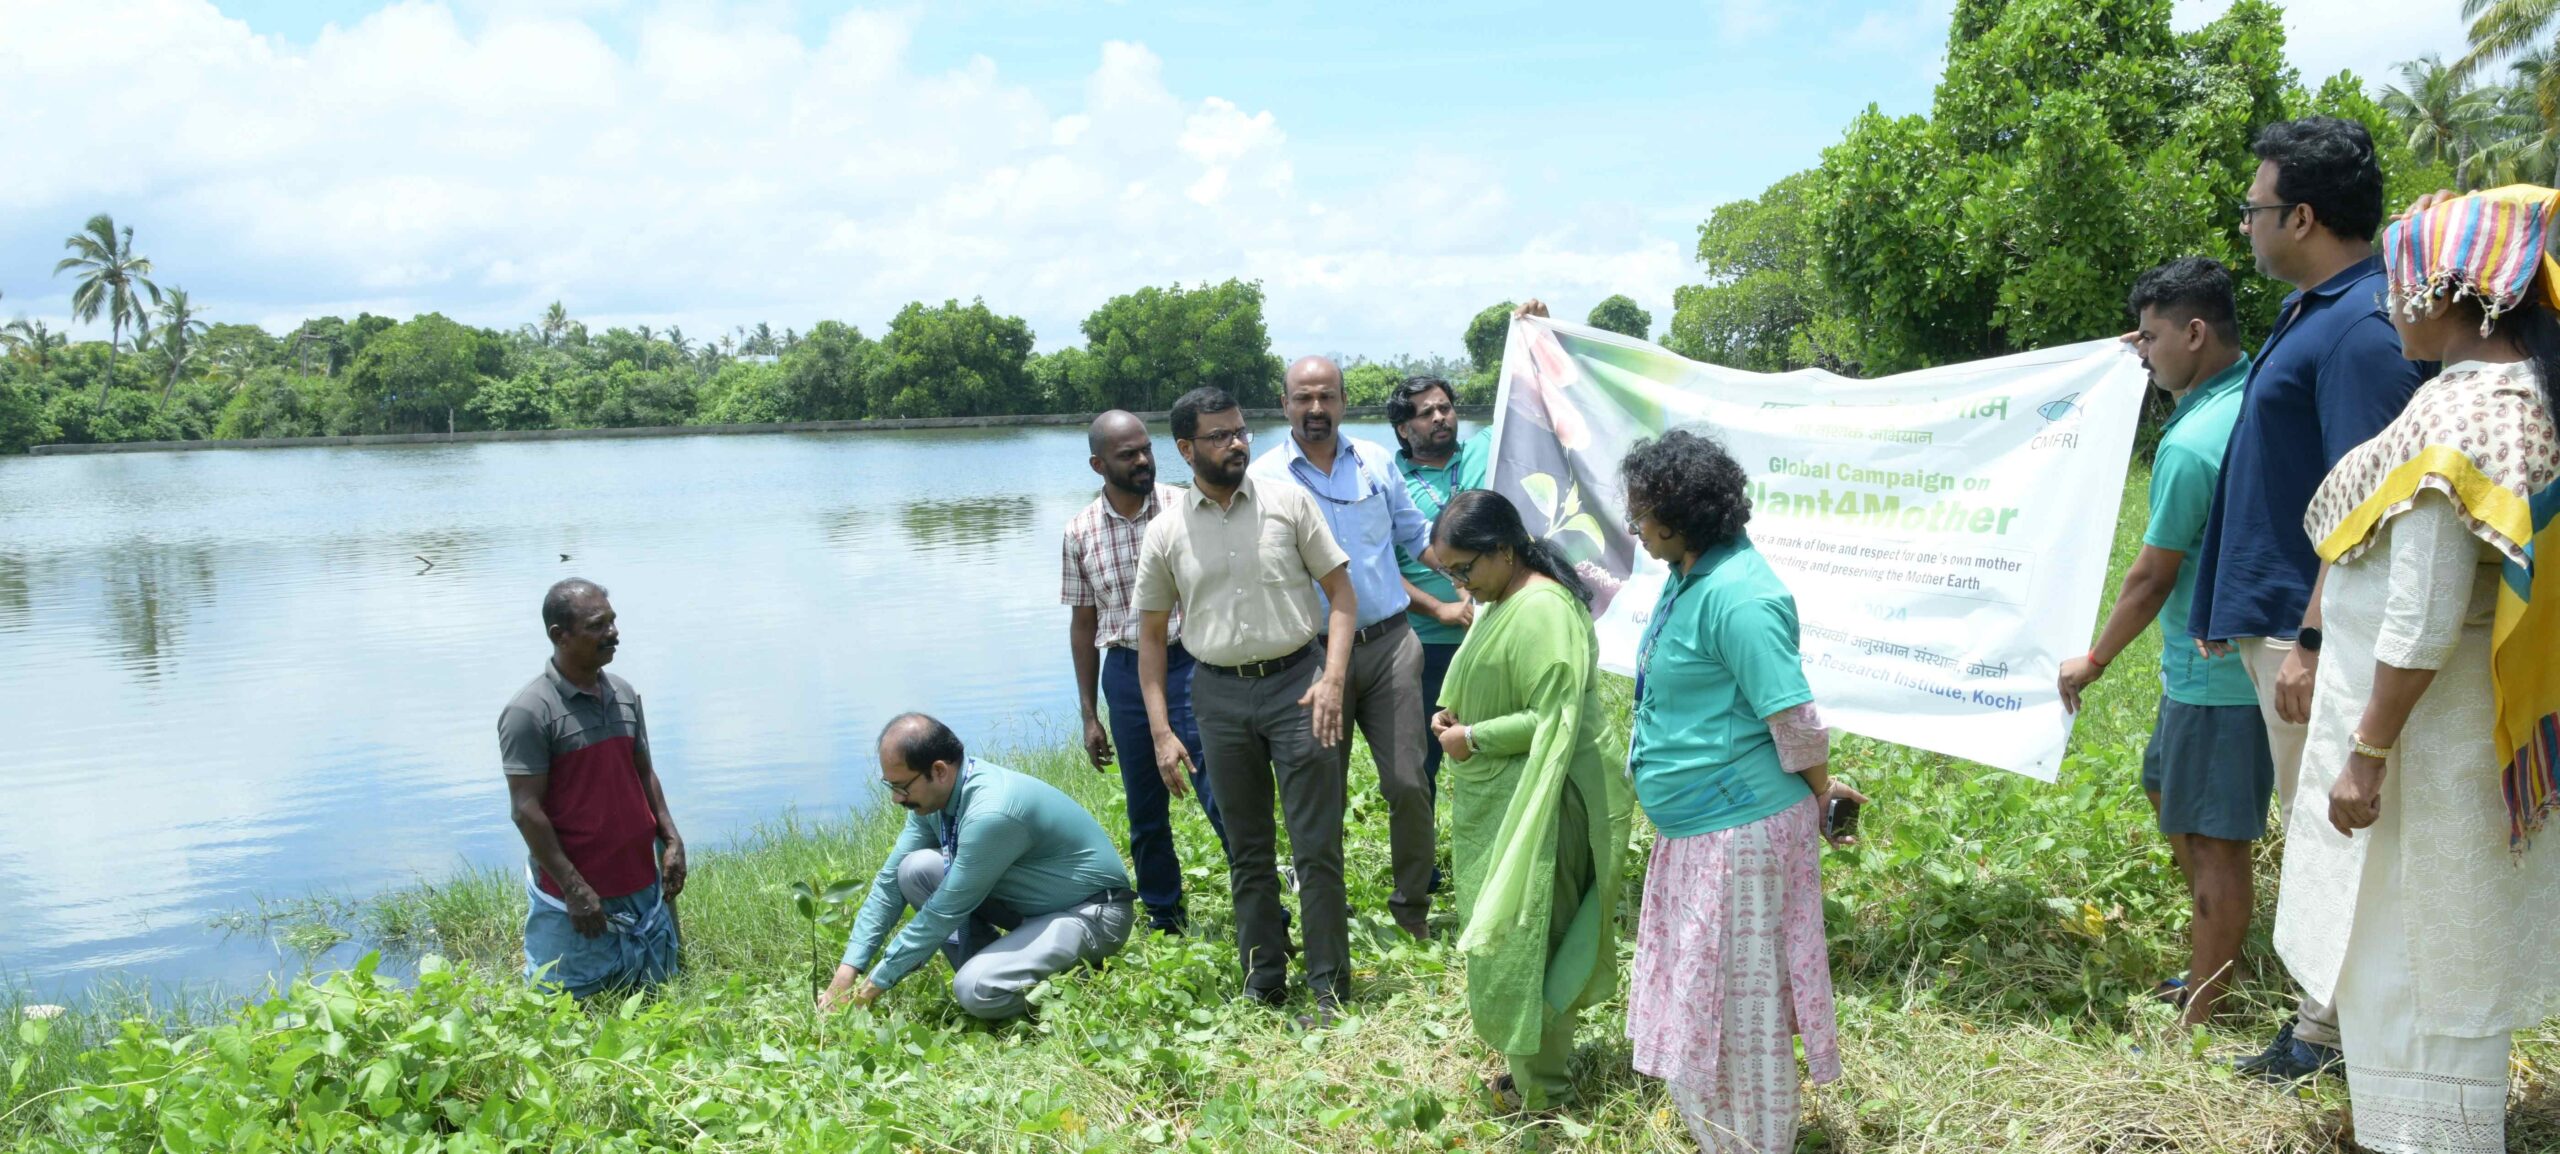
[1426,490,1635,1113]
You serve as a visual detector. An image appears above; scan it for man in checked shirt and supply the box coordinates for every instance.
[1064,410,1233,935]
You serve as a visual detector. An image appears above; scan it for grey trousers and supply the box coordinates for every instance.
[1191,653,1350,999]
[1336,619,1434,924]
[896,850,1134,1020]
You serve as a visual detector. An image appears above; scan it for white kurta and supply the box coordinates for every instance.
[2274,489,2560,1033]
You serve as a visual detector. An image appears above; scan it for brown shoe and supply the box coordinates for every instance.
[1394,912,1431,940]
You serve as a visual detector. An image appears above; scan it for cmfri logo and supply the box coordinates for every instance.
[2030,392,2082,450]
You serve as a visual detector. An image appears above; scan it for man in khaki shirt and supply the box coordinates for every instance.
[1135,385,1358,1020]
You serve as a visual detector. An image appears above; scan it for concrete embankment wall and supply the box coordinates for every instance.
[26,405,1494,456]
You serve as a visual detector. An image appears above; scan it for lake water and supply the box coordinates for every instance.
[0,420,1430,1002]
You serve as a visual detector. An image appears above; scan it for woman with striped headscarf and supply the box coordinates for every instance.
[2272,185,2560,1154]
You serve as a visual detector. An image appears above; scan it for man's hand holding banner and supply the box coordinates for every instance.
[1485,315,2150,780]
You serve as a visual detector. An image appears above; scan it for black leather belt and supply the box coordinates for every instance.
[1090,887,1138,906]
[1199,643,1317,679]
[1324,616,1408,647]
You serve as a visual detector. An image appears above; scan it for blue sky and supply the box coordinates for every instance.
[0,0,2467,358]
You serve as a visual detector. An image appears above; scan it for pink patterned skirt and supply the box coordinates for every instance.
[1627,794,1840,1095]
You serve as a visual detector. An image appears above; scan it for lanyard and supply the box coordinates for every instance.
[938,764,973,860]
[1413,470,1454,524]
[1634,573,1689,706]
[1293,444,1381,506]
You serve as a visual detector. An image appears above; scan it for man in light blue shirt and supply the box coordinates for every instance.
[818,713,1136,1020]
[1249,356,1438,938]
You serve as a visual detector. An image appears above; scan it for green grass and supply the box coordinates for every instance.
[6,462,2558,1151]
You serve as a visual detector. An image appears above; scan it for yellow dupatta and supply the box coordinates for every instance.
[2309,185,2560,851]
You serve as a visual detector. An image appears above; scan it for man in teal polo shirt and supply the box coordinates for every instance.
[2060,258,2272,1030]
[1386,375,1493,797]
[819,713,1137,1021]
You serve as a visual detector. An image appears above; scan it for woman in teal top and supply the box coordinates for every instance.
[1617,430,1863,1154]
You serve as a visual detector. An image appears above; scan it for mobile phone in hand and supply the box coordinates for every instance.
[1825,795,1861,841]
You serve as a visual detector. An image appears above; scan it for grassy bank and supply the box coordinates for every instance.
[6,465,2558,1152]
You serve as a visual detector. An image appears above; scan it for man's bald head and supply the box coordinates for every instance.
[1286,356,1342,391]
[1088,410,1147,454]
[1086,409,1158,497]
[877,712,966,813]
[1281,356,1345,448]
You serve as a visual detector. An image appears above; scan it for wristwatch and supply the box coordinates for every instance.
[2296,626,2323,654]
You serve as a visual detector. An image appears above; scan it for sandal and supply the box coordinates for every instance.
[2148,977,2191,1010]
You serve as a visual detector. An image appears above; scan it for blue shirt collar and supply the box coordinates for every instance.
[2281,253,2385,309]
[1281,431,1363,474]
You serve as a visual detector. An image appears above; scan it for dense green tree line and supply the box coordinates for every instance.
[0,275,1308,451]
[1665,0,2455,376]
[2,229,1579,453]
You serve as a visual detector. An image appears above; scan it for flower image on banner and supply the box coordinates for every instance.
[1485,316,2150,780]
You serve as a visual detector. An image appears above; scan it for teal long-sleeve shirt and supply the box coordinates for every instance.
[840,760,1131,989]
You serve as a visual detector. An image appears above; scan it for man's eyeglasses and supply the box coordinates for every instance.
[883,769,925,798]
[1623,504,1654,535]
[1186,427,1251,448]
[2235,200,2301,224]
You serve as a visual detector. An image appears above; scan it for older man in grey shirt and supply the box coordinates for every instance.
[1251,355,1439,940]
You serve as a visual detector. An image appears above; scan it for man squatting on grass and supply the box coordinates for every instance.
[500,579,687,998]
[819,713,1138,1020]
[2060,258,2272,1028]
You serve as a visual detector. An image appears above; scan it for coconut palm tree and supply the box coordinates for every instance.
[2384,54,2501,184]
[2477,58,2560,184]
[666,325,691,361]
[148,288,209,404]
[634,324,658,369]
[2459,0,2560,178]
[4,319,70,368]
[541,300,570,347]
[55,213,163,402]
[748,322,777,356]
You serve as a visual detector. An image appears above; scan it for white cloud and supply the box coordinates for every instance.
[1841,0,1953,69]
[0,0,1678,357]
[1717,0,1781,41]
[2174,0,2470,90]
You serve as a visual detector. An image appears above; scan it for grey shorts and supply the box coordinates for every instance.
[2140,696,2275,842]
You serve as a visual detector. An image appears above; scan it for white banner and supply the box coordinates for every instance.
[1486,317,2148,780]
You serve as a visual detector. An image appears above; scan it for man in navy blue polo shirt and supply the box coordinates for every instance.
[2190,116,2423,1083]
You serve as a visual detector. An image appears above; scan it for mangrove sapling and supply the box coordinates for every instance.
[787,876,865,1002]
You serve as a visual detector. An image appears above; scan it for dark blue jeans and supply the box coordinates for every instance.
[1417,640,1460,801]
[1418,639,1459,895]
[1102,643,1230,928]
